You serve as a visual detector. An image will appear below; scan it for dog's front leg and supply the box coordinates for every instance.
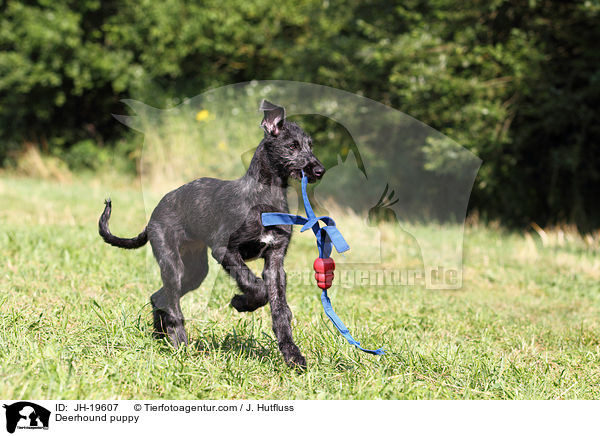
[263,249,306,369]
[212,248,268,312]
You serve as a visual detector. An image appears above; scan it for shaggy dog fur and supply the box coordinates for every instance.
[99,100,325,368]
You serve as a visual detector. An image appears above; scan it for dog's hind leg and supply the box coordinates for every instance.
[180,244,209,295]
[152,243,209,347]
[149,231,188,347]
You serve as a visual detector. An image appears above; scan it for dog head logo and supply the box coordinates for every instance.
[312,151,386,265]
[115,81,481,290]
[3,402,50,433]
[314,150,400,226]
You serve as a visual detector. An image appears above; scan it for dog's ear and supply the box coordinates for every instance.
[260,99,285,136]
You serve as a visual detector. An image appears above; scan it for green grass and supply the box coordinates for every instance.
[1,173,599,399]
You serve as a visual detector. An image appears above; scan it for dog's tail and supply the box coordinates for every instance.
[98,198,148,249]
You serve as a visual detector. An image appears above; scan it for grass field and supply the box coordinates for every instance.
[1,172,599,399]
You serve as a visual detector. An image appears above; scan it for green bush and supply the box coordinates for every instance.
[1,0,598,229]
[60,140,110,171]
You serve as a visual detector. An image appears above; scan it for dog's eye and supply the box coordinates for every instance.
[290,141,300,150]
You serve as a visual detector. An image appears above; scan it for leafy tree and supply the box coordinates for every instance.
[1,0,598,229]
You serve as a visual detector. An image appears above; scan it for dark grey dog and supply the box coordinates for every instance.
[99,100,325,368]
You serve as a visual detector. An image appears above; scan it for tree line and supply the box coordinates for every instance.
[1,0,598,230]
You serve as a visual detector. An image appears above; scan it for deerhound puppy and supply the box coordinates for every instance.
[99,100,325,368]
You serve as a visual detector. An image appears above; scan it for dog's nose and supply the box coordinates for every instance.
[314,166,325,179]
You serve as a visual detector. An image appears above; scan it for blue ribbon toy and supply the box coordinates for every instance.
[261,172,385,355]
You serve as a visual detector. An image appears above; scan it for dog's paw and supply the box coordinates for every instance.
[230,294,250,312]
[281,343,307,371]
[288,353,307,371]
[168,325,189,349]
[230,294,267,312]
[152,306,188,348]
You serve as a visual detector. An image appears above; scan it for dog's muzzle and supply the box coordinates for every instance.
[304,162,326,182]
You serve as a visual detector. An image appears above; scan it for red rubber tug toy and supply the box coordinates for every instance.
[313,257,335,290]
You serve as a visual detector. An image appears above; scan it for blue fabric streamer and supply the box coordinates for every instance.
[261,172,385,355]
[321,290,385,355]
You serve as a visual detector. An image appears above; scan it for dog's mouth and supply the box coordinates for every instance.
[291,170,317,183]
[292,166,325,183]
[291,169,305,181]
